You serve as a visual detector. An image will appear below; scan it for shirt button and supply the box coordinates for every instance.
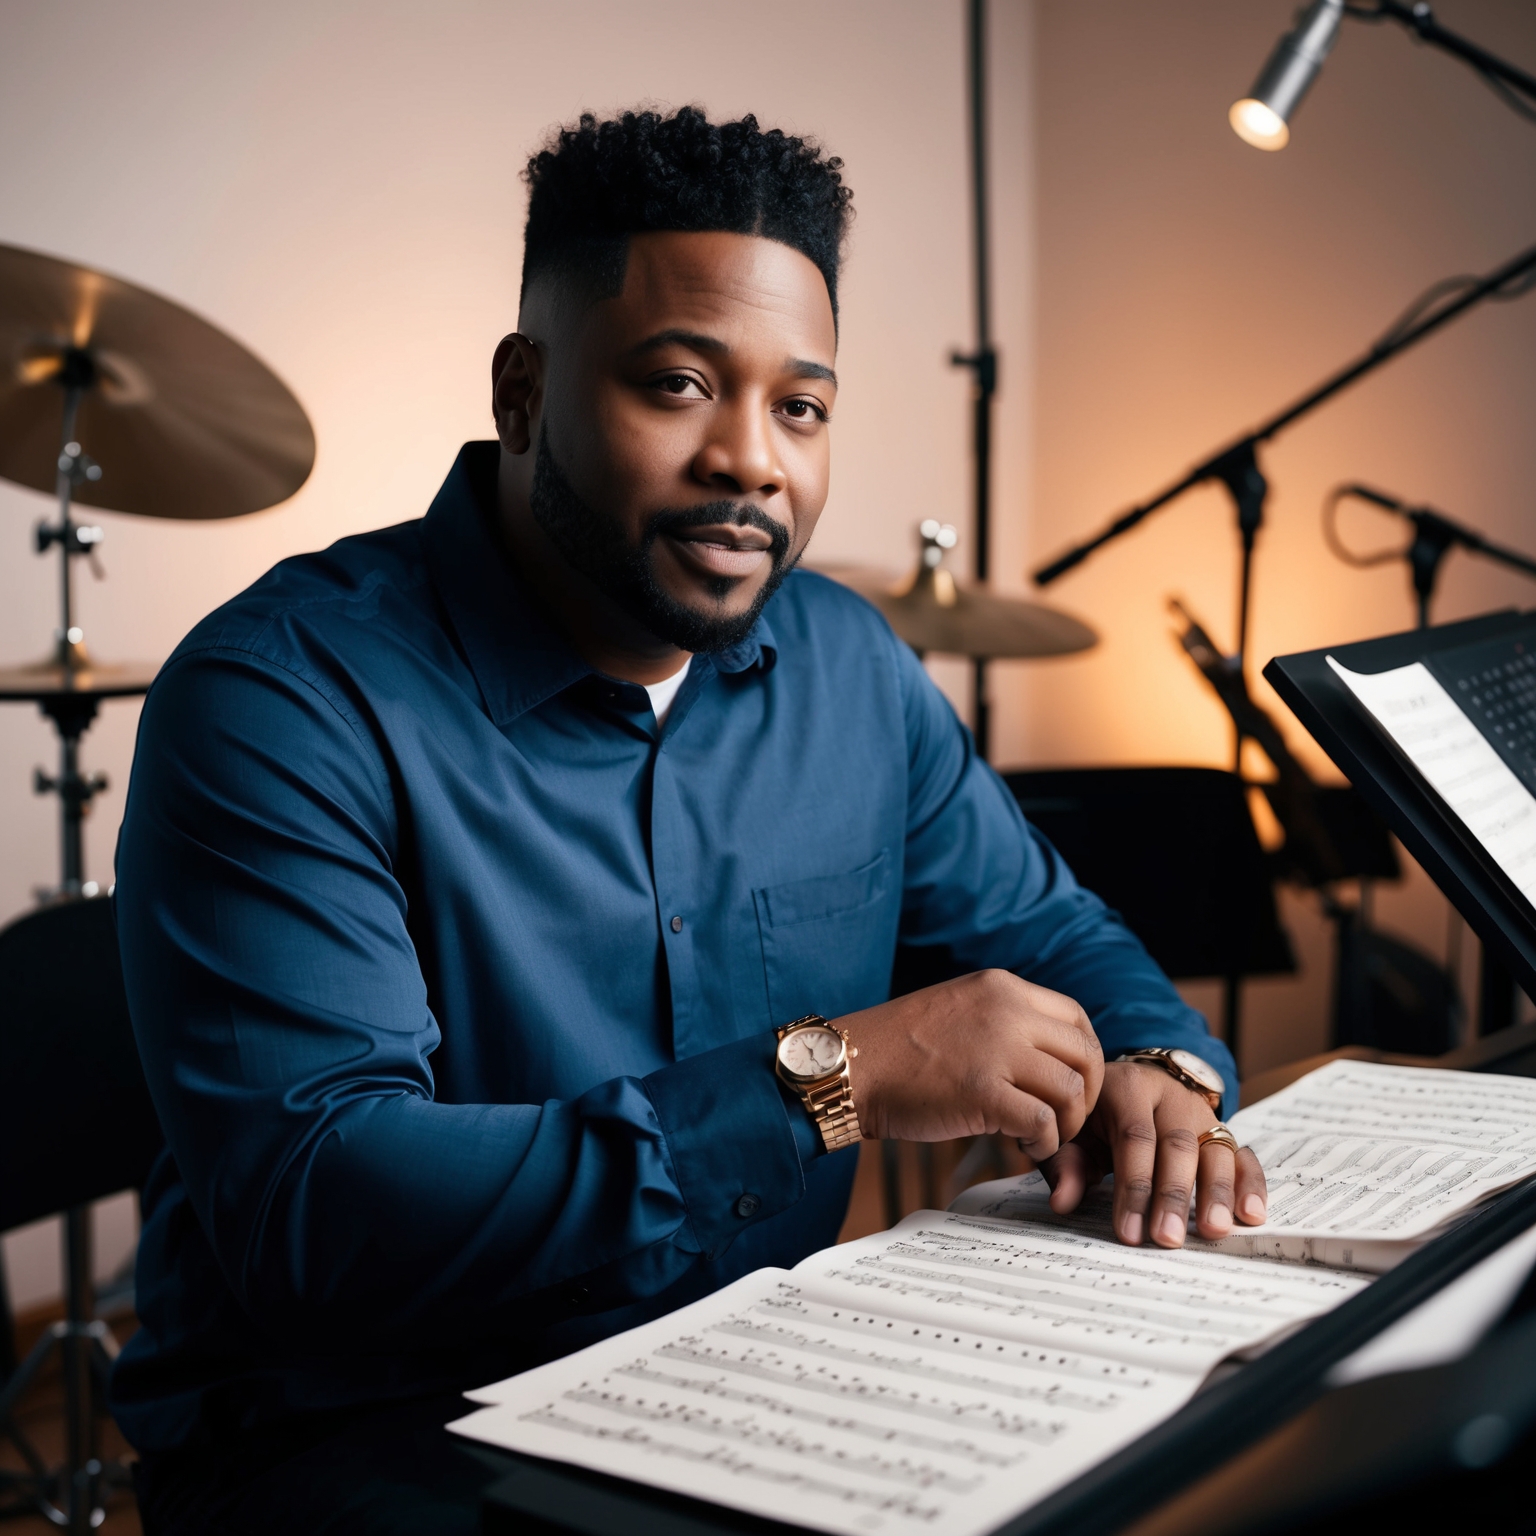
[670,915,683,933]
[736,1193,761,1218]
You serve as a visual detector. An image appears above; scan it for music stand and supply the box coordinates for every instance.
[1263,609,1536,1008]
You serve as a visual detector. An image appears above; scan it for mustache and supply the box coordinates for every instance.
[642,502,793,566]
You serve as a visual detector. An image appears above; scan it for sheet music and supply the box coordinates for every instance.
[958,1063,1536,1265]
[1327,654,1536,905]
[452,1211,1365,1536]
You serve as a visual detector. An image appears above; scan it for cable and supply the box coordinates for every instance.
[1322,485,1407,568]
[1373,262,1536,355]
[1477,65,1536,125]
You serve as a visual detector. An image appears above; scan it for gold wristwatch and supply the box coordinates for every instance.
[775,1015,862,1153]
[1114,1047,1225,1111]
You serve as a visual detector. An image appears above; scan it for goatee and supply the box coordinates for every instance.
[527,426,796,653]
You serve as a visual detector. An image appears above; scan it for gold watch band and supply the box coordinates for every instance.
[777,1015,863,1153]
[801,1068,862,1153]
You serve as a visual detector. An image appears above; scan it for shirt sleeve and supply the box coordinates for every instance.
[114,648,806,1348]
[891,636,1239,1115]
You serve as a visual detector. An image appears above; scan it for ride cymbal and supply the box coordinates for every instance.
[0,242,314,519]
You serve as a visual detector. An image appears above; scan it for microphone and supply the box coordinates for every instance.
[1230,0,1345,151]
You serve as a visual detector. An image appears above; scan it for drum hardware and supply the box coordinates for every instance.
[819,520,1098,662]
[951,0,998,761]
[0,242,314,1534]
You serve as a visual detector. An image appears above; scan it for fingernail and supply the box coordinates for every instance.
[1156,1211,1185,1246]
[1241,1195,1266,1223]
[1208,1203,1232,1232]
[1121,1213,1143,1245]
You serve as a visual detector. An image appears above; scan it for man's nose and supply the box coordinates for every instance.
[690,398,787,498]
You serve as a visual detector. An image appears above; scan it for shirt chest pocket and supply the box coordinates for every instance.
[752,848,898,1025]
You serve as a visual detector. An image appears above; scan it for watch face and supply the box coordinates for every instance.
[1168,1049,1225,1097]
[778,1026,845,1081]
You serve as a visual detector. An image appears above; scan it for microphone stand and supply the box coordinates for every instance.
[1032,239,1536,765]
[1345,1,1536,108]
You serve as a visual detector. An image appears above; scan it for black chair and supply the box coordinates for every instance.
[0,895,163,1531]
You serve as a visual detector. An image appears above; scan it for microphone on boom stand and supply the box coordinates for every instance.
[1322,483,1536,630]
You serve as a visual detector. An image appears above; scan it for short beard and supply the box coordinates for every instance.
[527,426,796,653]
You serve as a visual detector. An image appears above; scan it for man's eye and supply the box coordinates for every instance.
[781,399,827,422]
[656,374,702,396]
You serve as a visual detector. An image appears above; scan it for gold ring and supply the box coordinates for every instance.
[1198,1124,1240,1154]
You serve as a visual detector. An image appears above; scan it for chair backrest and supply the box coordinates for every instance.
[0,895,163,1234]
[1001,766,1295,982]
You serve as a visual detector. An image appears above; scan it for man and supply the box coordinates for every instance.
[113,107,1266,1531]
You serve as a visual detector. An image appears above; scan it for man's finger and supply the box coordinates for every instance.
[1235,1145,1268,1225]
[1107,1107,1158,1246]
[1039,1137,1108,1215]
[997,1090,1064,1161]
[1011,1045,1093,1143]
[1149,1123,1200,1248]
[1194,1140,1237,1238]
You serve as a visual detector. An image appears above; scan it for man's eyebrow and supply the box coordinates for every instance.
[630,328,730,357]
[629,329,837,387]
[788,358,838,387]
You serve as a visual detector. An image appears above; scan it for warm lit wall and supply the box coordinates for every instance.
[1000,0,1536,1075]
[0,2,1033,1304]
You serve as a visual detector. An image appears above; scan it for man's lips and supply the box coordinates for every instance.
[663,526,775,579]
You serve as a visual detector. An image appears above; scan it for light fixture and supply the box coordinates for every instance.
[1230,0,1345,150]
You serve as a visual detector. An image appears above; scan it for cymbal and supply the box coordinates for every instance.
[821,563,1098,658]
[0,242,314,519]
[0,658,159,702]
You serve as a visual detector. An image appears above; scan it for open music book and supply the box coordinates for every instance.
[450,1062,1536,1536]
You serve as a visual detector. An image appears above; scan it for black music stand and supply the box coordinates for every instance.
[1262,610,1536,1013]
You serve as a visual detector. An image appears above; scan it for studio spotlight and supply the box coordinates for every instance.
[1230,0,1345,150]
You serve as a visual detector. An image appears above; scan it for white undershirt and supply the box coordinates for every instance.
[643,657,692,726]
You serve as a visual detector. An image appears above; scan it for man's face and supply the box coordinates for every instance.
[502,231,838,652]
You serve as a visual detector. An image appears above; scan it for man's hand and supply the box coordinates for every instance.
[1040,1061,1267,1247]
[836,971,1105,1160]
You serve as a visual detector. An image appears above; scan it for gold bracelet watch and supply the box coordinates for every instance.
[1114,1047,1225,1111]
[774,1014,862,1153]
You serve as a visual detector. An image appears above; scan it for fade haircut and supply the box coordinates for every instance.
[520,106,854,326]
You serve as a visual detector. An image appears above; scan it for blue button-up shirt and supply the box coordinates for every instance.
[110,441,1234,1453]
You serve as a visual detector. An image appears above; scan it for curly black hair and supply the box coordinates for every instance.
[521,107,853,323]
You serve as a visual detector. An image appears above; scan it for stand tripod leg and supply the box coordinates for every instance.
[1223,974,1243,1073]
[1479,945,1519,1037]
[62,1207,99,1535]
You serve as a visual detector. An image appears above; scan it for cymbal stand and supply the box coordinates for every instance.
[34,358,109,901]
[950,0,998,764]
[0,358,126,1534]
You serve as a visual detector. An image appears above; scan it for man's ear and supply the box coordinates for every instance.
[491,333,543,455]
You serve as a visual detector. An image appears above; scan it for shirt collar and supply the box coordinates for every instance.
[421,441,777,724]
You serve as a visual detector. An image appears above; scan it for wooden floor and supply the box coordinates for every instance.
[0,1135,1018,1532]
